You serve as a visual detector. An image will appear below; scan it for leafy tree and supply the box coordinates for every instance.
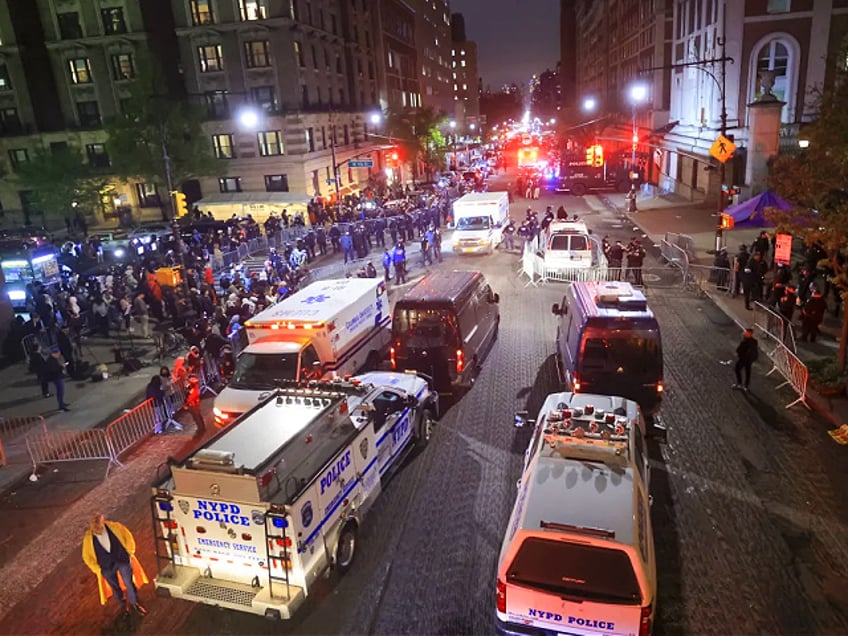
[383,107,448,181]
[15,148,110,228]
[767,71,848,367]
[104,60,222,217]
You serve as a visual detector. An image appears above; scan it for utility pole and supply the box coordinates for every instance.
[329,118,342,220]
[715,8,729,253]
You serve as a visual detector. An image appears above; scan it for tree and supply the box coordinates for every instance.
[767,71,848,368]
[15,148,110,228]
[383,107,448,182]
[104,60,222,218]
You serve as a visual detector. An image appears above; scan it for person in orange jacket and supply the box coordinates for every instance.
[183,374,206,438]
[81,514,148,616]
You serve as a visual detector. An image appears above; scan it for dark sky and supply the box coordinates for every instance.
[449,0,560,90]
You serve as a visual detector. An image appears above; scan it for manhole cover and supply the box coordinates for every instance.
[643,273,661,282]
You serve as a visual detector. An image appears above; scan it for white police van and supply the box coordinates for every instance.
[152,371,436,620]
[496,391,656,636]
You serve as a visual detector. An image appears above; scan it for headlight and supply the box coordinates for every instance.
[114,248,125,258]
[7,290,26,301]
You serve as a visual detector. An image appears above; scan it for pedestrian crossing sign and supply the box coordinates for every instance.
[828,424,848,445]
[709,135,736,163]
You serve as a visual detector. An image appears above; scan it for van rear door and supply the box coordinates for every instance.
[504,536,645,635]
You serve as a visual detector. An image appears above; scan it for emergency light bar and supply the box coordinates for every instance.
[244,320,327,330]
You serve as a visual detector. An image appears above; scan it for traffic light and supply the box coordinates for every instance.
[584,147,593,165]
[385,149,399,168]
[173,191,188,218]
[591,145,603,167]
[719,213,734,230]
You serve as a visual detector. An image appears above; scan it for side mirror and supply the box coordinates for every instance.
[551,303,560,316]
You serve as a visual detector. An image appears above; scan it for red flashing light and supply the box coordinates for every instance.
[456,349,464,374]
[657,382,664,393]
[573,373,581,393]
[274,537,293,547]
[639,604,653,636]
[496,579,506,613]
[389,346,397,370]
[164,520,178,530]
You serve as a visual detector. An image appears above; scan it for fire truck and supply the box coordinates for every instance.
[151,371,437,620]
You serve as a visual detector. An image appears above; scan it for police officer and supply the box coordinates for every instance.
[608,241,625,280]
[799,288,827,342]
[741,252,766,310]
[503,217,516,251]
[303,229,316,261]
[381,247,392,282]
[778,285,797,323]
[732,244,749,297]
[328,224,341,253]
[374,216,386,248]
[315,225,327,256]
[626,239,646,285]
[392,242,407,284]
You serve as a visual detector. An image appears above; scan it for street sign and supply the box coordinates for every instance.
[709,134,736,163]
[348,160,373,168]
[775,233,792,266]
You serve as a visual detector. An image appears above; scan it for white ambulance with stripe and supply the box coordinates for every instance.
[152,371,437,619]
[213,278,391,426]
[496,392,656,636]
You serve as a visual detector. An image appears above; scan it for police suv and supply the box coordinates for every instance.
[496,392,656,636]
[151,371,437,620]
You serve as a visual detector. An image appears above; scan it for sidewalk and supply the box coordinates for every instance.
[600,191,848,432]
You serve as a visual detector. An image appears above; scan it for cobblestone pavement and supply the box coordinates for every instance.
[2,187,848,635]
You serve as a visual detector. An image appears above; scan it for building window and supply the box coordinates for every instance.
[0,65,10,91]
[244,40,271,68]
[198,45,224,73]
[101,7,127,35]
[330,14,337,35]
[289,0,297,20]
[69,58,93,84]
[257,130,284,156]
[2,107,23,134]
[239,0,269,21]
[219,177,242,193]
[250,85,278,113]
[190,0,215,25]
[305,127,315,152]
[86,143,110,168]
[767,0,790,12]
[750,37,797,123]
[265,174,289,192]
[57,12,83,39]
[312,45,319,69]
[336,53,342,74]
[212,134,236,159]
[321,126,326,148]
[136,183,160,207]
[77,101,101,128]
[111,54,135,80]
[302,84,309,106]
[294,41,305,67]
[8,148,28,170]
[204,90,230,118]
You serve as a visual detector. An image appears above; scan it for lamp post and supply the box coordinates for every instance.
[627,84,648,213]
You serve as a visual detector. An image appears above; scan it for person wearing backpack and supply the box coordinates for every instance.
[732,328,759,391]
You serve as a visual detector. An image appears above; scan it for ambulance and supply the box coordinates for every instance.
[152,371,437,619]
[496,392,656,636]
[213,278,391,426]
[451,191,510,254]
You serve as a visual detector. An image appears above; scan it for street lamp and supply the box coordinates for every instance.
[236,106,260,130]
[627,83,648,212]
[449,120,457,170]
[582,97,597,113]
[369,112,382,125]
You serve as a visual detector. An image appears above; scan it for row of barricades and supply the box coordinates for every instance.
[0,415,46,467]
[752,301,808,409]
[21,349,224,480]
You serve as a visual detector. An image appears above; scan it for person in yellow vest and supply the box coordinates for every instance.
[81,513,148,616]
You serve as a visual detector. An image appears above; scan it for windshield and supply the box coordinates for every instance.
[507,537,641,604]
[230,352,299,389]
[393,308,459,349]
[580,330,662,377]
[456,215,490,230]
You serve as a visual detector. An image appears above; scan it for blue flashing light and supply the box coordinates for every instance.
[272,517,289,528]
[157,501,174,512]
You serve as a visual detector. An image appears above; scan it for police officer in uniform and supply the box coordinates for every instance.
[626,239,646,285]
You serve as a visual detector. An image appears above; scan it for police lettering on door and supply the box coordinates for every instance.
[320,450,351,495]
[192,499,250,526]
[526,609,614,631]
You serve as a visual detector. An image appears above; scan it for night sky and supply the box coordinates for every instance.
[450,0,560,91]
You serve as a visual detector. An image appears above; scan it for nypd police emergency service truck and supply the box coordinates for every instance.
[152,371,436,619]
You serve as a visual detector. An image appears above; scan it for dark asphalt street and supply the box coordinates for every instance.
[2,180,848,636]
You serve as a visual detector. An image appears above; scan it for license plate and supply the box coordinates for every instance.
[464,247,476,253]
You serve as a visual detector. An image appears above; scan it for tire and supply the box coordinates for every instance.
[415,409,435,447]
[335,522,358,573]
[571,183,588,197]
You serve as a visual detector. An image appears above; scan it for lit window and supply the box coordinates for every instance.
[461,60,466,67]
[8,148,28,169]
[460,49,465,56]
[239,0,269,21]
[219,177,243,193]
[198,45,224,72]
[767,0,790,12]
[110,53,135,81]
[0,65,11,91]
[190,0,215,25]
[69,58,93,84]
[257,130,284,156]
[751,37,796,122]
[244,40,272,68]
[212,134,236,159]
[101,7,127,35]
[294,41,304,67]
[265,174,289,192]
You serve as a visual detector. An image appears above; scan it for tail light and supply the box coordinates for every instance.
[389,346,397,370]
[496,579,506,613]
[456,349,464,374]
[163,520,178,530]
[573,373,581,392]
[656,381,664,393]
[639,603,653,636]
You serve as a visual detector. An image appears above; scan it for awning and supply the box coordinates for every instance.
[194,192,312,207]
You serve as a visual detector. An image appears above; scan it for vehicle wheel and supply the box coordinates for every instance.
[335,522,358,573]
[571,183,588,197]
[415,409,435,446]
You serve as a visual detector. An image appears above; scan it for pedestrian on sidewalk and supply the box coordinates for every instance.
[42,349,70,411]
[732,328,759,391]
[182,374,206,438]
[81,513,148,617]
[28,343,51,398]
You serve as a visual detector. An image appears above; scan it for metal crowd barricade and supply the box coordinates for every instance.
[26,429,118,479]
[765,342,809,410]
[106,398,156,460]
[752,301,798,353]
[686,264,732,295]
[0,415,46,467]
[664,232,697,262]
[518,239,543,287]
[660,239,690,276]
[21,334,38,361]
[199,353,220,397]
